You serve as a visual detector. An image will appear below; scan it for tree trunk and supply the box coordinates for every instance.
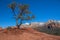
[16,19,18,27]
[17,10,23,29]
[17,19,22,29]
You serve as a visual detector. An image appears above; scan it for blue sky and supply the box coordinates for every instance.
[0,0,60,28]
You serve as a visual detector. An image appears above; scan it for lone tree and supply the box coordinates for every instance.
[8,2,35,29]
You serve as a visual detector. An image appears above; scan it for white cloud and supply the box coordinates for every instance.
[25,23,30,25]
[22,23,30,25]
[39,22,45,25]
[58,21,60,23]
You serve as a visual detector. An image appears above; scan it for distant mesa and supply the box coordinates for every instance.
[21,20,60,28]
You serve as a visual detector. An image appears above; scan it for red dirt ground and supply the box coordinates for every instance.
[0,27,60,40]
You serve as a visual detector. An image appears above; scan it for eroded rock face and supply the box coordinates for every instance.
[31,21,60,36]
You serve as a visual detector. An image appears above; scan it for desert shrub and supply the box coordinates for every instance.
[6,26,12,30]
[33,26,60,36]
[51,27,60,36]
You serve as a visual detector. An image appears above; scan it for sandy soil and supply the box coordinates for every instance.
[0,27,60,40]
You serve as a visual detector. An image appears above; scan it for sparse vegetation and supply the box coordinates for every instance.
[33,25,60,36]
[6,26,12,30]
[8,2,35,29]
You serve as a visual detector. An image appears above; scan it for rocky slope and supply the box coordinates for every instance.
[0,27,60,40]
